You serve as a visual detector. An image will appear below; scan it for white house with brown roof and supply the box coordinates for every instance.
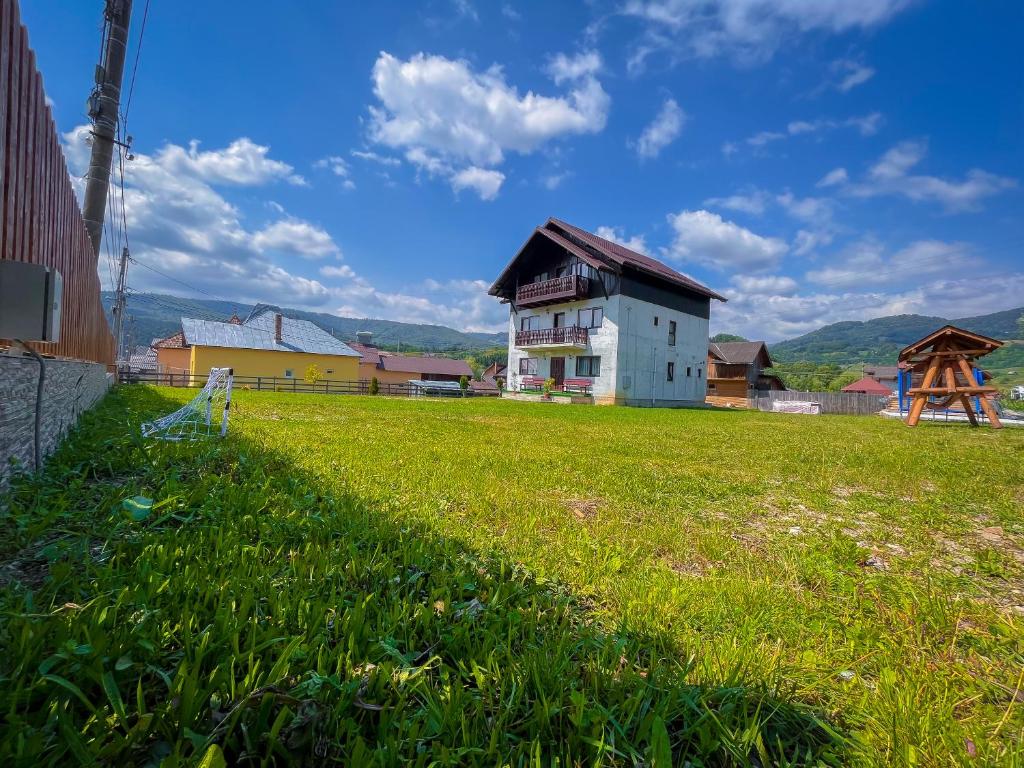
[489,218,726,406]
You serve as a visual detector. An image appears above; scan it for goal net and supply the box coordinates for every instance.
[141,368,234,441]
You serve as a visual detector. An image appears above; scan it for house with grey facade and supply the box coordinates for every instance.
[488,218,726,406]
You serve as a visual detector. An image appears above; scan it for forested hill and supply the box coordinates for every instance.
[102,292,506,352]
[769,307,1023,364]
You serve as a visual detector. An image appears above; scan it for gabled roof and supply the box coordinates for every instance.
[898,324,1003,361]
[489,218,726,302]
[348,341,382,365]
[841,376,893,394]
[153,330,187,349]
[181,310,359,356]
[128,346,157,371]
[379,355,473,376]
[549,219,727,301]
[708,340,773,367]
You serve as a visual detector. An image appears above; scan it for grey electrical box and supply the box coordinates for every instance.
[0,261,62,342]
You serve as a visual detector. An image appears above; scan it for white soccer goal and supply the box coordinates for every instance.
[141,367,234,441]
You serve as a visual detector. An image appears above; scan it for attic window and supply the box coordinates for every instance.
[654,316,659,326]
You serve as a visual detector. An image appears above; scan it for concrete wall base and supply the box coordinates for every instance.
[0,353,112,489]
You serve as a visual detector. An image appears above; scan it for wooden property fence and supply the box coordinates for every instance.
[0,0,115,365]
[119,372,499,398]
[754,390,890,416]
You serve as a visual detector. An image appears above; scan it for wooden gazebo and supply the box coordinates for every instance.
[899,325,1003,428]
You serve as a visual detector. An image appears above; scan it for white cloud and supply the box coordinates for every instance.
[334,277,506,333]
[351,149,401,167]
[833,58,876,92]
[251,219,340,259]
[775,191,833,223]
[451,0,478,21]
[846,140,1017,211]
[367,50,609,199]
[320,264,356,279]
[314,155,356,190]
[622,0,914,65]
[703,189,770,215]
[546,50,602,85]
[595,225,649,255]
[541,171,571,190]
[806,238,976,289]
[817,167,848,187]
[449,166,505,200]
[792,228,834,257]
[727,112,882,155]
[633,98,686,158]
[369,51,609,164]
[713,271,1024,342]
[665,209,787,272]
[731,274,798,295]
[158,137,306,186]
[63,126,339,307]
[64,125,510,332]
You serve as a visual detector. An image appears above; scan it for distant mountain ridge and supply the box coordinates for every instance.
[768,307,1023,364]
[102,292,506,352]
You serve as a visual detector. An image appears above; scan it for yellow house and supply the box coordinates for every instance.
[180,310,360,382]
[153,330,191,377]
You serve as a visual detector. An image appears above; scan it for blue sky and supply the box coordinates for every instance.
[24,0,1024,340]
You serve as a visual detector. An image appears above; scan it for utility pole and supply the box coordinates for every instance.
[82,0,133,257]
[112,246,129,364]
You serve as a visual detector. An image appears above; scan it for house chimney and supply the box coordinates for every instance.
[357,330,373,346]
[274,313,283,342]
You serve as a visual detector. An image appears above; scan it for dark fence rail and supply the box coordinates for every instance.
[0,0,114,365]
[754,390,890,416]
[514,325,589,347]
[119,372,499,398]
[516,274,589,306]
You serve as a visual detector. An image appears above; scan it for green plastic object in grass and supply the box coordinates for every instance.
[120,495,153,521]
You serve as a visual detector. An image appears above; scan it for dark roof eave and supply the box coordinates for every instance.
[488,227,610,298]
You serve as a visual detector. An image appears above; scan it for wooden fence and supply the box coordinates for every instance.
[0,0,115,365]
[754,390,890,416]
[119,372,499,398]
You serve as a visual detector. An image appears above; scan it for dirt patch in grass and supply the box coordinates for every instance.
[565,496,602,522]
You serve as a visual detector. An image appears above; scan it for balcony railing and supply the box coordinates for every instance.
[515,325,589,347]
[515,274,589,307]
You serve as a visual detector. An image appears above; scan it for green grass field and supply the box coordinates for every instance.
[2,387,1022,766]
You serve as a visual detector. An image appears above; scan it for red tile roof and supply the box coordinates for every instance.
[153,330,187,349]
[841,376,893,394]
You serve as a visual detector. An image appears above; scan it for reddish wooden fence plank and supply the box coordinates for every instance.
[0,0,114,365]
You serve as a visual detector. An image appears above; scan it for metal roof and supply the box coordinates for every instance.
[708,340,772,366]
[181,311,359,356]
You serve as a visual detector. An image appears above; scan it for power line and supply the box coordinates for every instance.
[122,0,151,125]
[130,257,232,302]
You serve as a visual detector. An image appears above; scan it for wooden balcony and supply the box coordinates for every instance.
[515,275,589,308]
[514,325,589,349]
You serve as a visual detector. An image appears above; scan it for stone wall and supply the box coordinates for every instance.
[0,354,112,488]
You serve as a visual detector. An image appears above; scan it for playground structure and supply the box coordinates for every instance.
[898,326,1002,429]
